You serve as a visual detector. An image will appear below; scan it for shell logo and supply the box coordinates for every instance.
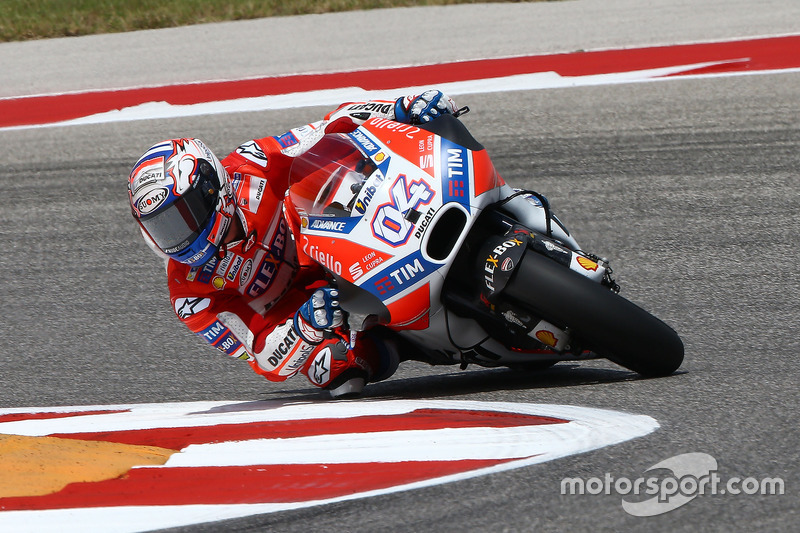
[576,256,599,271]
[535,330,559,348]
[0,399,657,532]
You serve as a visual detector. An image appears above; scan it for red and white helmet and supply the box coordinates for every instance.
[128,138,235,266]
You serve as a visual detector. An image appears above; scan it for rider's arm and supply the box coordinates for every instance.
[167,258,313,381]
[168,264,349,383]
[324,89,459,132]
[226,90,459,161]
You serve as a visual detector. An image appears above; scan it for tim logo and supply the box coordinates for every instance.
[374,276,395,295]
[441,140,471,208]
[372,174,434,246]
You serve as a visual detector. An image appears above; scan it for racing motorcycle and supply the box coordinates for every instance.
[285,114,684,377]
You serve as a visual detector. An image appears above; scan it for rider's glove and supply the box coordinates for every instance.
[294,288,345,344]
[394,90,458,124]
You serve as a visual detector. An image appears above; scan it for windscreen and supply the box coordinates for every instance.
[288,134,378,217]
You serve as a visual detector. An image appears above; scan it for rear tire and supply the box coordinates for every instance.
[506,250,684,376]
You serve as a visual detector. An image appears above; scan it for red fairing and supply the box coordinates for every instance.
[472,148,504,197]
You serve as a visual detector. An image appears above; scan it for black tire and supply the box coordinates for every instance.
[505,249,684,376]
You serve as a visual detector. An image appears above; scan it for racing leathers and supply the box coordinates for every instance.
[166,91,457,396]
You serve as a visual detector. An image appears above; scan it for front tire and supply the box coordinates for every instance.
[506,250,684,376]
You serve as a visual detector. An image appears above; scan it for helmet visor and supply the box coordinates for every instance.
[139,160,219,254]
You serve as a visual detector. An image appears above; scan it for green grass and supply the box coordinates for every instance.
[0,0,548,42]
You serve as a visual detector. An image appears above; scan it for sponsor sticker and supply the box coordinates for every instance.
[245,255,281,297]
[483,236,525,294]
[440,138,470,208]
[348,129,381,156]
[535,330,558,348]
[236,141,268,165]
[371,174,434,247]
[275,131,299,149]
[213,330,243,357]
[307,217,359,234]
[215,253,232,275]
[576,256,599,271]
[248,177,267,213]
[198,321,228,344]
[131,169,163,193]
[174,297,211,319]
[197,257,218,284]
[348,249,387,281]
[365,251,436,299]
[136,187,169,215]
[309,347,333,386]
[226,256,244,282]
[239,258,253,286]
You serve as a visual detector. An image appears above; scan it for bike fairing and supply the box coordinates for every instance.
[285,117,505,321]
[284,113,682,377]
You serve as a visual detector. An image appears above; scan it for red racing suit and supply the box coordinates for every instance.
[166,99,405,390]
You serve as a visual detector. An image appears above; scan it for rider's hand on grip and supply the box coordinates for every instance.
[395,90,458,124]
[294,288,345,344]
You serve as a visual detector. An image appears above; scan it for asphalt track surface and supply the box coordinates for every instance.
[1,2,799,532]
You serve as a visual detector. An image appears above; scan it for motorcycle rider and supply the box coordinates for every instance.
[128,90,459,398]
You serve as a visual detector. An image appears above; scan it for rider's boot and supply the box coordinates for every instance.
[319,334,400,399]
